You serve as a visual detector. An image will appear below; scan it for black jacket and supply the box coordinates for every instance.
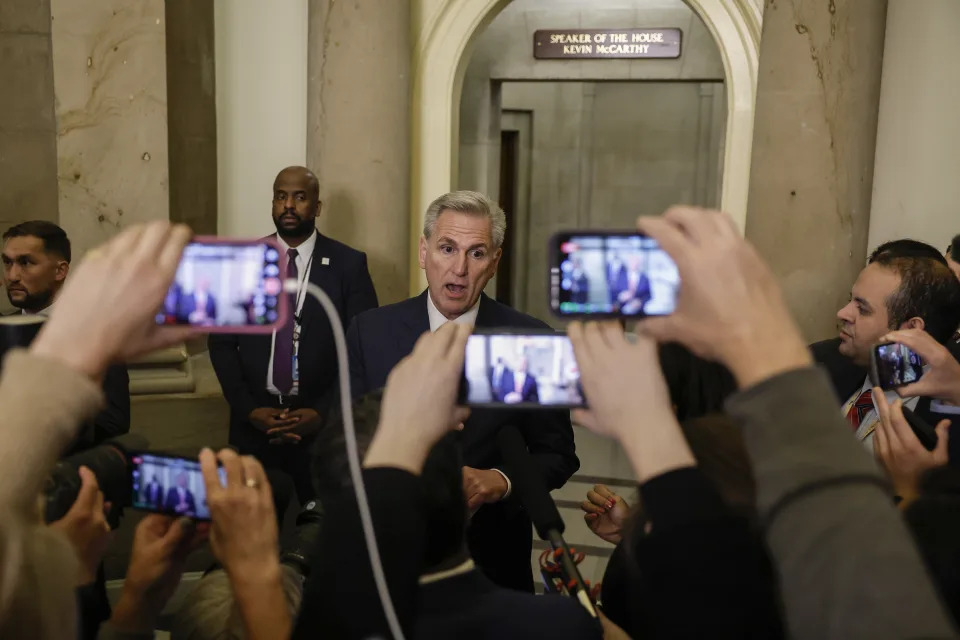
[345,291,579,591]
[208,233,377,453]
[600,468,784,638]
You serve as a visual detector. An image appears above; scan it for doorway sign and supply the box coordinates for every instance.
[534,28,682,59]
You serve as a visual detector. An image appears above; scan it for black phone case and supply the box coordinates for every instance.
[902,407,938,451]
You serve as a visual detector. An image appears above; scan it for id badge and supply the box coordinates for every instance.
[292,353,300,383]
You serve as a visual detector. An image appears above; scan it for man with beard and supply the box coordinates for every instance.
[1,220,130,639]
[209,166,378,518]
[1,221,130,447]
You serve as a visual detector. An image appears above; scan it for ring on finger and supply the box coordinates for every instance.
[244,477,260,489]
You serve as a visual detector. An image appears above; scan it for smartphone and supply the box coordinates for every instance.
[129,452,226,521]
[155,237,288,333]
[870,342,925,390]
[459,330,586,409]
[902,407,939,451]
[549,231,680,318]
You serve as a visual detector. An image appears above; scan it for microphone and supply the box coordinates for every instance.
[497,426,598,620]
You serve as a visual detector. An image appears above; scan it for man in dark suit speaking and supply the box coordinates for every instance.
[502,356,539,404]
[345,190,579,592]
[164,472,197,516]
[209,166,378,516]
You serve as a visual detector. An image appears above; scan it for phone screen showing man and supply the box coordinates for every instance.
[130,453,225,520]
[155,240,285,330]
[460,332,585,408]
[874,342,925,389]
[551,233,679,318]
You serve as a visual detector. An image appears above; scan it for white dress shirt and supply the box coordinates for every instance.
[425,292,512,499]
[426,292,479,331]
[266,230,318,394]
[843,374,923,453]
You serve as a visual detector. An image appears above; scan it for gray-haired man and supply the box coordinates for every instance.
[342,190,579,592]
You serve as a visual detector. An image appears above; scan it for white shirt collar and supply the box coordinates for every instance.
[20,301,54,317]
[275,229,318,262]
[426,291,480,332]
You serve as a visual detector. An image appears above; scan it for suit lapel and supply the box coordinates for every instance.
[398,291,431,350]
[474,293,498,328]
[300,234,337,331]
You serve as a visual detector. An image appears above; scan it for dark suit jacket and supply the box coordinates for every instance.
[345,291,579,591]
[1,312,129,452]
[416,569,601,640]
[503,371,538,403]
[164,487,197,514]
[144,483,164,508]
[607,264,628,303]
[811,337,960,463]
[489,365,511,402]
[179,292,217,322]
[208,233,378,454]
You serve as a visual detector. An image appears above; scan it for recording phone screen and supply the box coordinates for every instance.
[130,452,225,520]
[155,238,286,332]
[460,332,585,408]
[550,232,680,318]
[873,342,925,390]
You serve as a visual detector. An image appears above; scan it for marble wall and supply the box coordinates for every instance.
[745,0,888,342]
[0,0,59,232]
[307,0,412,305]
[51,0,169,257]
[499,81,725,322]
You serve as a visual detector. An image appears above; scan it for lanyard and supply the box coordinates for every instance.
[292,253,314,325]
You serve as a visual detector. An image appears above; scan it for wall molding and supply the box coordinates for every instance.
[409,0,762,294]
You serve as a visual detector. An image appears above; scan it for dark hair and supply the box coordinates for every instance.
[680,413,756,516]
[950,234,960,263]
[869,239,947,267]
[312,390,467,569]
[2,221,71,263]
[871,254,960,344]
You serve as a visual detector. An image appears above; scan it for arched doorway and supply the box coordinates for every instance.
[408,0,761,295]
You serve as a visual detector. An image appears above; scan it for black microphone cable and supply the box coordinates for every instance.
[497,425,600,622]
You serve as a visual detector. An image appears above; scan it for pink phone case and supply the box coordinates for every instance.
[159,236,290,335]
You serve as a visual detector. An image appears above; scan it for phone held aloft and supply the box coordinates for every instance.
[549,230,680,319]
[459,329,586,410]
[129,451,226,521]
[871,341,925,391]
[154,237,289,334]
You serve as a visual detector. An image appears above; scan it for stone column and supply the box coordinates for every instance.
[165,0,217,235]
[50,0,169,255]
[307,0,411,305]
[868,0,960,251]
[0,0,59,234]
[745,0,888,342]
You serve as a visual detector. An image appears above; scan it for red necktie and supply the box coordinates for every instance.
[846,389,874,430]
[273,248,298,393]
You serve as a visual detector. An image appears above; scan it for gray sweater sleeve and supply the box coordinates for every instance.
[725,367,956,640]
